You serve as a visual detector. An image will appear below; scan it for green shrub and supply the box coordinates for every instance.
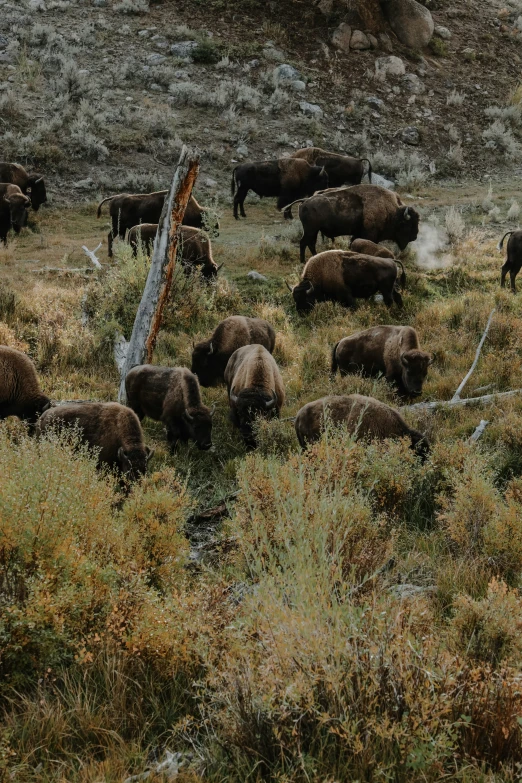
[192,39,221,64]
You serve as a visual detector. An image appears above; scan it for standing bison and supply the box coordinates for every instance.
[97,192,219,257]
[128,223,222,278]
[225,344,285,448]
[0,346,50,424]
[36,402,154,480]
[287,250,405,313]
[126,365,214,451]
[287,185,420,263]
[331,325,432,398]
[294,393,430,458]
[191,316,276,387]
[0,162,47,211]
[498,230,522,293]
[291,147,372,187]
[231,158,328,220]
[0,184,31,245]
[350,238,396,259]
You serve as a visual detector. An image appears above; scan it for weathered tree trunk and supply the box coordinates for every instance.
[117,146,200,404]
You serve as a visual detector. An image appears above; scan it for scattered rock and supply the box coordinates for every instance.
[263,44,285,62]
[173,69,190,79]
[124,751,186,783]
[367,33,379,49]
[137,29,150,37]
[299,101,323,118]
[461,47,476,61]
[378,32,394,53]
[434,24,451,39]
[92,0,107,5]
[316,0,334,13]
[170,40,198,59]
[72,178,94,189]
[400,126,421,145]
[150,83,162,91]
[375,55,406,78]
[247,271,268,282]
[0,34,8,49]
[290,79,306,92]
[331,22,351,53]
[203,177,217,188]
[390,584,435,599]
[382,0,434,49]
[371,172,395,189]
[366,95,385,110]
[236,143,248,157]
[350,30,371,50]
[0,50,16,64]
[147,53,166,65]
[273,63,301,82]
[402,73,425,94]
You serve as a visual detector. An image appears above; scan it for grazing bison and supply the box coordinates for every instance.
[125,364,214,451]
[128,222,158,256]
[331,326,432,398]
[0,184,31,245]
[36,402,153,480]
[0,162,47,211]
[231,158,328,220]
[287,250,405,313]
[128,223,222,278]
[225,344,285,448]
[294,393,430,458]
[498,230,522,293]
[97,192,218,257]
[0,346,50,424]
[292,147,372,187]
[191,316,276,388]
[350,238,396,259]
[287,185,420,263]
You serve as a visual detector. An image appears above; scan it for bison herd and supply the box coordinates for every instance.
[0,147,521,482]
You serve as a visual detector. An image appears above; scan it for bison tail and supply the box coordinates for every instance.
[396,260,406,289]
[362,158,372,184]
[231,167,237,197]
[96,196,113,218]
[498,231,514,251]
[331,341,340,375]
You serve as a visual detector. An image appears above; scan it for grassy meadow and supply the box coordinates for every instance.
[3,189,522,781]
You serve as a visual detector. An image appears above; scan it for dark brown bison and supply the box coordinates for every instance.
[128,223,223,278]
[125,364,214,451]
[97,192,219,257]
[225,344,285,448]
[287,185,420,263]
[0,346,50,424]
[0,162,47,211]
[350,238,396,259]
[498,230,522,293]
[287,250,405,313]
[36,402,154,480]
[0,184,31,245]
[331,325,432,398]
[191,316,276,388]
[231,158,328,220]
[291,147,372,187]
[294,393,430,458]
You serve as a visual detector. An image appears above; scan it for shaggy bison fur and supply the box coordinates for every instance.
[0,346,50,424]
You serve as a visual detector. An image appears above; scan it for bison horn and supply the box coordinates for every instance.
[284,279,293,293]
[230,388,239,404]
[210,403,216,416]
[305,280,314,292]
[216,263,224,273]
[404,207,410,221]
[320,166,326,176]
[183,410,194,421]
[35,177,43,184]
[208,342,214,355]
[265,392,277,410]
[145,446,155,462]
[428,355,435,366]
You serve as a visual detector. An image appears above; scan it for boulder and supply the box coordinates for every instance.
[247,271,268,282]
[170,40,198,59]
[331,22,352,53]
[368,33,379,49]
[274,63,302,82]
[370,172,395,189]
[434,24,451,39]
[350,30,371,50]
[263,45,285,62]
[147,53,166,65]
[300,101,323,118]
[378,32,394,52]
[382,0,434,49]
[400,126,421,145]
[402,73,425,94]
[366,95,385,110]
[290,80,306,92]
[375,55,406,78]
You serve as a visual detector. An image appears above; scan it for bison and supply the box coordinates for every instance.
[331,325,432,398]
[349,238,396,259]
[291,147,372,187]
[294,393,430,458]
[225,344,285,448]
[97,192,219,257]
[231,158,328,220]
[287,185,420,263]
[125,364,214,451]
[287,250,405,313]
[191,316,276,388]
[128,223,223,278]
[36,402,154,480]
[0,346,50,424]
[0,184,31,245]
[498,230,522,293]
[0,161,47,211]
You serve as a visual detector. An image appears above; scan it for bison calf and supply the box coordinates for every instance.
[0,184,31,245]
[0,162,47,211]
[294,393,429,458]
[225,344,285,448]
[36,402,154,480]
[0,346,50,424]
[192,316,276,387]
[499,230,522,293]
[349,238,396,259]
[288,250,405,313]
[332,325,432,398]
[125,365,214,451]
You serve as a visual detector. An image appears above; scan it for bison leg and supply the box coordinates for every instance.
[510,269,518,293]
[391,288,404,308]
[500,262,509,288]
[233,185,249,220]
[300,232,318,264]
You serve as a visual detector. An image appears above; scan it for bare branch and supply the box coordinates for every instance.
[404,388,522,412]
[452,308,495,402]
[81,242,102,269]
[469,419,489,442]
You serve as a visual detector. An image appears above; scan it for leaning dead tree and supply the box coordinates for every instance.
[117,146,200,404]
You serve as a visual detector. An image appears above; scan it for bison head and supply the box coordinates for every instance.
[179,405,214,450]
[229,388,278,448]
[400,350,433,397]
[288,278,316,314]
[191,340,222,387]
[5,193,31,233]
[26,174,47,211]
[117,445,154,480]
[394,206,420,250]
[309,165,329,194]
[202,262,224,280]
